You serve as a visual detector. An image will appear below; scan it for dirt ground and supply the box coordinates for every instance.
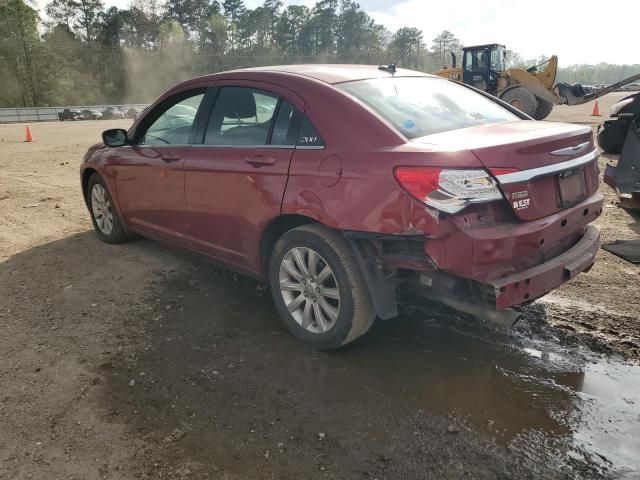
[0,93,638,479]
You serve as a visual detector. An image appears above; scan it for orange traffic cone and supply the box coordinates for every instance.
[25,126,33,142]
[591,101,601,116]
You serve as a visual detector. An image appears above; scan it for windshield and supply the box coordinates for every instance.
[338,77,517,139]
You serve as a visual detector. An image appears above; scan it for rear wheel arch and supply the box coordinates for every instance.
[262,216,399,322]
[260,214,318,276]
[268,223,377,349]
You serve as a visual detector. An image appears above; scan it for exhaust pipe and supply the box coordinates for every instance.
[411,286,522,329]
[438,296,522,329]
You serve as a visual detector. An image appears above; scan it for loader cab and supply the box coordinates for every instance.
[462,44,505,95]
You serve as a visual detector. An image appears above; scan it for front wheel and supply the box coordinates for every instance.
[87,173,128,244]
[268,224,376,350]
[500,86,538,117]
[532,97,554,120]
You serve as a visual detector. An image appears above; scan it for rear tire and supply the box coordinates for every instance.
[268,224,376,350]
[532,97,554,120]
[500,86,538,117]
[597,119,630,154]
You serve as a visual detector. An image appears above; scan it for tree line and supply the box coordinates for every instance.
[0,0,638,107]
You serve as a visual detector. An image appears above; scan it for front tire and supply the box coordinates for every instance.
[87,173,128,244]
[532,97,554,120]
[500,86,538,117]
[269,224,376,350]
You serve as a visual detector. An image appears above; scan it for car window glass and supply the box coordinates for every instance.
[464,51,474,71]
[205,87,279,146]
[490,46,504,71]
[270,100,296,146]
[142,92,204,146]
[339,77,517,139]
[296,116,325,147]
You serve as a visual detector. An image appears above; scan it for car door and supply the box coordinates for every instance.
[107,88,207,243]
[184,81,304,273]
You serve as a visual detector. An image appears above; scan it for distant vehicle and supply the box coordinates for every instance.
[101,107,126,120]
[619,83,640,92]
[434,43,640,119]
[126,107,143,119]
[82,65,603,349]
[581,85,598,95]
[58,108,81,121]
[81,109,102,120]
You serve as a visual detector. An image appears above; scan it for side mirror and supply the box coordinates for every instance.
[102,128,128,147]
[450,52,457,69]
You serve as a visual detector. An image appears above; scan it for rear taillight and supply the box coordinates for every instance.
[394,167,504,214]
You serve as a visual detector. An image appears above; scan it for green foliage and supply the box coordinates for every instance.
[388,27,423,69]
[75,0,104,41]
[0,0,638,107]
[431,30,461,68]
[0,0,40,106]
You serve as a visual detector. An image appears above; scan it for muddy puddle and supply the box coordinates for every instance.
[342,302,640,478]
[112,264,640,479]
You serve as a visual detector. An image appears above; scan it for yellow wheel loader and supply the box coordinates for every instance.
[434,44,640,120]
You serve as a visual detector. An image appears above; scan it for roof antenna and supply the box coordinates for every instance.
[378,64,396,74]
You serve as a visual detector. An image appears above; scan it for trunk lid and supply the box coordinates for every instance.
[412,121,598,220]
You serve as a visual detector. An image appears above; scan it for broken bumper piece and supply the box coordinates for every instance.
[490,225,600,309]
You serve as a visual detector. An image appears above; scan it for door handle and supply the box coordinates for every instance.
[244,155,276,167]
[161,152,181,163]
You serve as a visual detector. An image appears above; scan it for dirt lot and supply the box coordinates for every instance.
[0,93,638,479]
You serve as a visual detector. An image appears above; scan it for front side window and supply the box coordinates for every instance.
[338,77,517,139]
[464,49,491,71]
[142,91,204,145]
[205,87,279,146]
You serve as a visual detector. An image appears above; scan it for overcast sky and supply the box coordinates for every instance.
[33,0,640,65]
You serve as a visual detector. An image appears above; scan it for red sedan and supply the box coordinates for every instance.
[81,64,603,349]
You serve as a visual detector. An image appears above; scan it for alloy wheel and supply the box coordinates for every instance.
[91,183,114,235]
[279,247,341,333]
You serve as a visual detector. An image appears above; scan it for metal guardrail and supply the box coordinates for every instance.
[0,105,148,123]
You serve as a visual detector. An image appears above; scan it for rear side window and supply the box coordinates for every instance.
[338,77,517,139]
[270,100,300,146]
[204,87,279,146]
[296,116,325,148]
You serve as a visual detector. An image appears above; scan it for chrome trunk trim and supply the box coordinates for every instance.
[496,149,598,185]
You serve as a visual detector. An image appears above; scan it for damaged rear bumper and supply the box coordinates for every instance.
[490,224,600,309]
[346,200,602,325]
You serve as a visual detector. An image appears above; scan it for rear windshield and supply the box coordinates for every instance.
[338,77,518,139]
